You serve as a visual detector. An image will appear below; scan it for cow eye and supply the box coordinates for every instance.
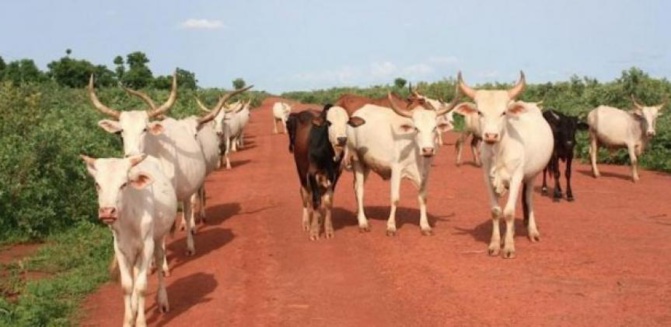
[114,130,123,136]
[120,182,127,189]
[477,111,484,117]
[95,183,100,191]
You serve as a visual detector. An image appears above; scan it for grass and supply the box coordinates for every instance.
[0,221,113,327]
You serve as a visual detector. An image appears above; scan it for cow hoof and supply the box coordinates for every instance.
[186,249,195,256]
[309,234,320,241]
[488,246,500,257]
[162,270,171,278]
[179,224,186,231]
[502,249,516,259]
[421,229,433,236]
[567,196,575,202]
[386,230,397,237]
[324,231,335,239]
[159,303,170,314]
[528,233,540,242]
[541,187,548,195]
[358,226,370,233]
[552,197,561,203]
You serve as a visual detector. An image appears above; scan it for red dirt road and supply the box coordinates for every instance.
[82,98,671,327]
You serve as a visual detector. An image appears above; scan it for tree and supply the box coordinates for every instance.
[232,78,246,90]
[3,59,45,85]
[394,77,407,89]
[154,68,198,90]
[121,51,153,89]
[113,55,125,82]
[0,56,5,80]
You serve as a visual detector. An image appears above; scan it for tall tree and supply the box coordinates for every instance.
[394,77,407,89]
[122,51,153,89]
[232,78,246,90]
[113,55,125,82]
[3,59,45,85]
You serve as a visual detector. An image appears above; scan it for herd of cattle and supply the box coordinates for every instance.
[81,70,665,326]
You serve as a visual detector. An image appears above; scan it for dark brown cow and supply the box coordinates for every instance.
[286,105,365,240]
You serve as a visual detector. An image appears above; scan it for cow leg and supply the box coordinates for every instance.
[200,186,207,223]
[153,239,169,313]
[386,165,401,236]
[188,193,198,234]
[132,238,154,327]
[322,190,335,239]
[114,242,135,327]
[565,155,575,201]
[589,131,600,178]
[417,176,432,236]
[501,174,524,259]
[160,236,170,277]
[627,144,639,182]
[307,174,322,240]
[225,138,232,170]
[523,179,541,242]
[352,161,370,232]
[281,117,287,134]
[552,158,563,201]
[299,186,311,231]
[481,157,502,256]
[455,132,467,166]
[182,199,196,256]
[471,136,482,167]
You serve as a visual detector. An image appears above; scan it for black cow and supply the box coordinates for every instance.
[286,105,365,240]
[541,108,589,201]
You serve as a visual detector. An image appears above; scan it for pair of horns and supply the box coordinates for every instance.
[88,71,178,119]
[195,85,254,124]
[457,71,526,99]
[387,83,461,118]
[631,95,668,110]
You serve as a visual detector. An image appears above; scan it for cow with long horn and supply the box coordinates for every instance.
[89,71,209,260]
[453,71,553,259]
[346,84,459,236]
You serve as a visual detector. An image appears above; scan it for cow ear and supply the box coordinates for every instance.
[312,117,325,127]
[507,102,527,115]
[437,122,452,133]
[80,155,97,176]
[98,120,122,134]
[148,122,164,135]
[453,102,477,116]
[347,117,366,128]
[130,172,154,189]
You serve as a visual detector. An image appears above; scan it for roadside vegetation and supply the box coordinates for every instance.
[0,49,668,326]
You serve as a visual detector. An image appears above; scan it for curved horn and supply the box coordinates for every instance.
[195,97,211,113]
[148,71,178,118]
[436,84,461,116]
[123,87,157,110]
[197,96,226,125]
[221,85,254,111]
[507,71,526,99]
[387,92,413,118]
[88,75,120,119]
[630,94,644,109]
[457,71,477,99]
[658,98,668,110]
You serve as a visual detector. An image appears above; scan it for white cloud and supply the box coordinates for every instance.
[428,56,459,65]
[403,63,433,77]
[179,19,225,30]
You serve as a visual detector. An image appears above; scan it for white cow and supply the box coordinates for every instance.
[81,154,177,326]
[89,73,214,256]
[408,89,457,146]
[455,72,553,259]
[346,92,457,235]
[453,106,483,166]
[200,89,254,169]
[272,101,292,134]
[587,96,666,182]
[235,99,252,149]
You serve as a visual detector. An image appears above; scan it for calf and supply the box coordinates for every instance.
[541,109,588,201]
[455,72,553,258]
[587,96,666,182]
[286,105,362,240]
[81,154,177,326]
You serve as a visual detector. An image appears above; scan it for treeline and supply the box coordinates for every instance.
[0,50,198,90]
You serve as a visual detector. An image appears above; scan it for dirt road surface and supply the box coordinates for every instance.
[81,98,671,327]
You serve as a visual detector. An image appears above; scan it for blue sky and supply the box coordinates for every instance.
[1,0,669,93]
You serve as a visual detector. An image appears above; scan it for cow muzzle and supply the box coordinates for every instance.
[483,133,499,144]
[98,207,118,224]
[336,137,347,147]
[646,130,656,137]
[421,147,435,157]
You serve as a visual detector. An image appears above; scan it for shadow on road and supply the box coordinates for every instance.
[167,227,235,271]
[331,206,452,231]
[146,272,218,327]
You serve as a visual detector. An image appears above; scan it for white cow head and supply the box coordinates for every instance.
[387,92,458,157]
[81,154,152,224]
[630,95,666,137]
[89,73,178,156]
[408,89,458,132]
[452,71,526,144]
